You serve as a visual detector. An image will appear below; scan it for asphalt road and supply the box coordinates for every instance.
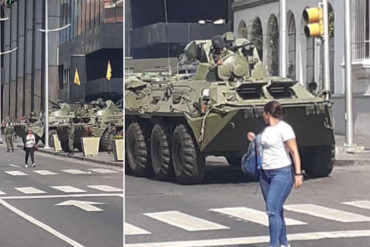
[0,143,123,247]
[126,157,370,247]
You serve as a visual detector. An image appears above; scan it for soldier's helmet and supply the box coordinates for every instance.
[79,99,85,106]
[211,35,224,53]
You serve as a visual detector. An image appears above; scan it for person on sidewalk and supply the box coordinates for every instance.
[247,101,303,247]
[24,128,36,168]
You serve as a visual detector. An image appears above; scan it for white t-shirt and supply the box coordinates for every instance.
[260,120,295,170]
[25,134,36,148]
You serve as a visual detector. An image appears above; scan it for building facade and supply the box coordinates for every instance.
[233,0,370,136]
[0,0,123,122]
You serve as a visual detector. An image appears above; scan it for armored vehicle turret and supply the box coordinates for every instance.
[125,32,335,184]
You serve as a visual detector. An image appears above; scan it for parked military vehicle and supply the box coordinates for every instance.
[13,103,75,147]
[56,99,123,152]
[125,32,335,184]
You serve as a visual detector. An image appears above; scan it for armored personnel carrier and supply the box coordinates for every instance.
[125,32,335,184]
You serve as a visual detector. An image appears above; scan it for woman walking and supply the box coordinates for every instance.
[247,101,303,247]
[24,128,36,168]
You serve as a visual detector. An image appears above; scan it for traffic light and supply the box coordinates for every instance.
[4,0,17,7]
[303,7,323,37]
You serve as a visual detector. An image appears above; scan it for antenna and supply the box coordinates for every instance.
[163,0,172,75]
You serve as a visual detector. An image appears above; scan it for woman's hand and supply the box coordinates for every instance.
[247,132,256,141]
[294,175,303,189]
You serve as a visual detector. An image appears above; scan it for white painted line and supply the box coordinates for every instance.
[0,193,122,200]
[56,200,105,212]
[87,185,123,192]
[0,199,84,247]
[124,223,151,236]
[342,200,370,210]
[33,170,58,175]
[9,164,20,168]
[89,168,119,174]
[51,186,87,193]
[124,229,370,247]
[0,191,6,195]
[61,169,91,175]
[15,187,46,194]
[144,211,229,232]
[209,207,306,227]
[5,171,27,176]
[285,204,370,222]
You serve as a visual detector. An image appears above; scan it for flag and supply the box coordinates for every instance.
[74,68,80,86]
[106,60,112,81]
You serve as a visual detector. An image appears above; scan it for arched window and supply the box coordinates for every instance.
[266,15,279,76]
[237,20,248,39]
[251,17,263,60]
[287,11,296,80]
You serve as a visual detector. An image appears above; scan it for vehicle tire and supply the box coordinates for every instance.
[150,124,174,181]
[225,155,242,167]
[171,124,205,184]
[126,122,152,177]
[61,141,70,152]
[48,129,58,148]
[301,145,335,178]
[100,130,111,151]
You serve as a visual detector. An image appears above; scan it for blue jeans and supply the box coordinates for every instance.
[260,165,293,247]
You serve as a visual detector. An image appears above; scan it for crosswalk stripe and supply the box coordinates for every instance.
[15,187,46,194]
[144,211,229,232]
[87,185,123,192]
[209,207,306,227]
[285,204,370,222]
[50,186,86,193]
[89,169,119,174]
[33,170,58,175]
[5,171,27,176]
[0,191,6,195]
[124,223,151,235]
[61,169,91,175]
[342,201,370,210]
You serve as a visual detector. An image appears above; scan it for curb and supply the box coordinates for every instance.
[17,144,123,168]
[334,159,370,167]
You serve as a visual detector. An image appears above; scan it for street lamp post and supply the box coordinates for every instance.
[39,0,70,149]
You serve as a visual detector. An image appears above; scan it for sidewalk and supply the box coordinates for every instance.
[335,135,370,166]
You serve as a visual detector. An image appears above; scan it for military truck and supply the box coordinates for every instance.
[13,103,75,147]
[56,99,123,152]
[125,32,335,184]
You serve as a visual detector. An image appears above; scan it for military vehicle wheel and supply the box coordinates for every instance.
[301,145,334,178]
[100,130,111,151]
[150,124,174,181]
[61,141,70,152]
[226,155,242,167]
[48,129,58,148]
[126,122,152,177]
[172,124,205,184]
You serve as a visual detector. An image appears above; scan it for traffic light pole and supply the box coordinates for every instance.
[279,0,287,78]
[322,0,331,93]
[40,0,70,150]
[344,0,353,147]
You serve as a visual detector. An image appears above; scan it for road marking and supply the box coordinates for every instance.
[0,191,6,195]
[89,168,119,174]
[5,171,27,176]
[209,207,306,227]
[33,170,58,175]
[15,187,46,194]
[342,200,370,209]
[0,199,84,247]
[285,204,370,222]
[9,164,20,168]
[0,193,122,200]
[56,200,105,212]
[144,211,229,232]
[51,186,87,193]
[61,169,91,174]
[87,185,123,192]
[124,223,151,235]
[124,229,370,247]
